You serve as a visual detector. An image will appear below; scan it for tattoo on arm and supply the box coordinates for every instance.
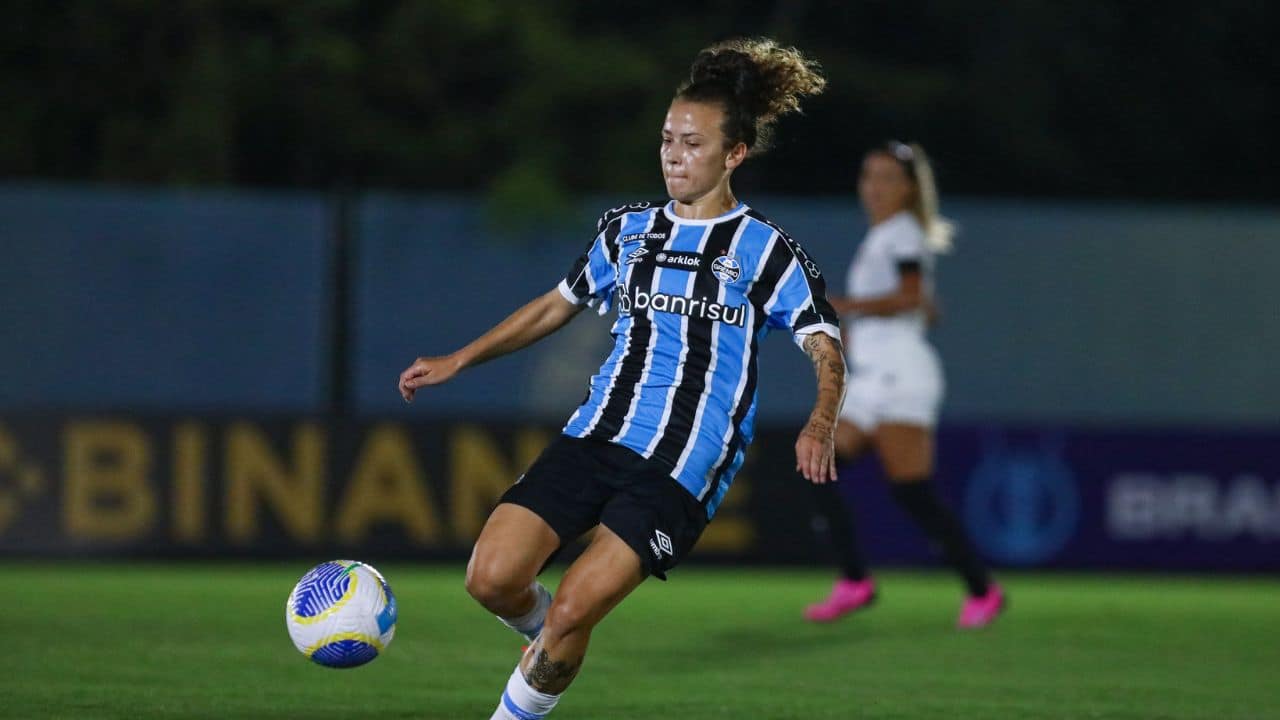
[524,648,585,694]
[802,333,846,436]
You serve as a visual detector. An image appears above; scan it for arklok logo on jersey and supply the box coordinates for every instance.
[654,251,702,270]
[626,246,702,270]
[617,284,747,328]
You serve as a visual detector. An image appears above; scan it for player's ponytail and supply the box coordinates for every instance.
[676,38,826,156]
[882,141,956,253]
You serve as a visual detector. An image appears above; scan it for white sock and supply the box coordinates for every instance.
[489,665,561,719]
[498,582,551,642]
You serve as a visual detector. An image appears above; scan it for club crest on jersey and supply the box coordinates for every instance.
[711,255,742,283]
[625,246,649,265]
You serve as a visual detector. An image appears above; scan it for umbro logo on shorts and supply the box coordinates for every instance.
[648,530,674,559]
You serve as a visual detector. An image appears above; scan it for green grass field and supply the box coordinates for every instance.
[6,564,1279,719]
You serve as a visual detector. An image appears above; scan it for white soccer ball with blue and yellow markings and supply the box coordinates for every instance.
[285,560,397,668]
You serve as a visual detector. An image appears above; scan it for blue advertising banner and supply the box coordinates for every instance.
[824,427,1280,572]
[0,415,1275,571]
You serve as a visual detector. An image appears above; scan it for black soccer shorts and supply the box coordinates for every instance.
[499,435,708,580]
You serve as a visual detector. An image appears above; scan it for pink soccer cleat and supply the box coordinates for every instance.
[803,578,877,622]
[957,584,1007,629]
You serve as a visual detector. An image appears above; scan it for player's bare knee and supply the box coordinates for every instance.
[542,594,597,639]
[464,563,527,614]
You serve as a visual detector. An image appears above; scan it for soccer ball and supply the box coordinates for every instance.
[285,560,398,668]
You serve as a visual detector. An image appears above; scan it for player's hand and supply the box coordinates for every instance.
[795,419,837,484]
[398,354,462,402]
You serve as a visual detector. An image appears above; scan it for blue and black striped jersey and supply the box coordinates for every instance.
[558,200,840,518]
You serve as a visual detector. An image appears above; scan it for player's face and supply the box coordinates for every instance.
[858,152,916,222]
[661,100,744,203]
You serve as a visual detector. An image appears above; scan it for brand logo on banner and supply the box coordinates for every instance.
[964,433,1080,565]
[0,416,756,558]
[1107,473,1280,541]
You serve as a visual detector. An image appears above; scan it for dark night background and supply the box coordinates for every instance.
[4,1,1277,204]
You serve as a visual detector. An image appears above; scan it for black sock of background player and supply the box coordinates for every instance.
[809,480,869,582]
[889,480,990,597]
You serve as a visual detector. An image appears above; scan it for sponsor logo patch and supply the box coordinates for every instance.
[617,285,746,327]
[654,251,703,270]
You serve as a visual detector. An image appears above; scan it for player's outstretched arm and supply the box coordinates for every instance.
[795,332,846,484]
[398,287,582,402]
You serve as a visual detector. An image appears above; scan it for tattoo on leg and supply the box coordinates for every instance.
[524,649,584,693]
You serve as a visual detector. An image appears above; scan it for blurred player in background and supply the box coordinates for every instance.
[401,39,842,720]
[803,141,1006,628]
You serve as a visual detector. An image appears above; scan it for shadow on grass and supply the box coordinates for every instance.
[614,611,976,676]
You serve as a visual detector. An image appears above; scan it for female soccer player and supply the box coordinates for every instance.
[399,39,842,719]
[802,141,1005,628]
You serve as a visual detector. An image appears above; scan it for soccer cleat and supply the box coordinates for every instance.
[803,578,877,622]
[957,584,1007,629]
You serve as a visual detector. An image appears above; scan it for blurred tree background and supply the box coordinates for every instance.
[2,0,1276,204]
